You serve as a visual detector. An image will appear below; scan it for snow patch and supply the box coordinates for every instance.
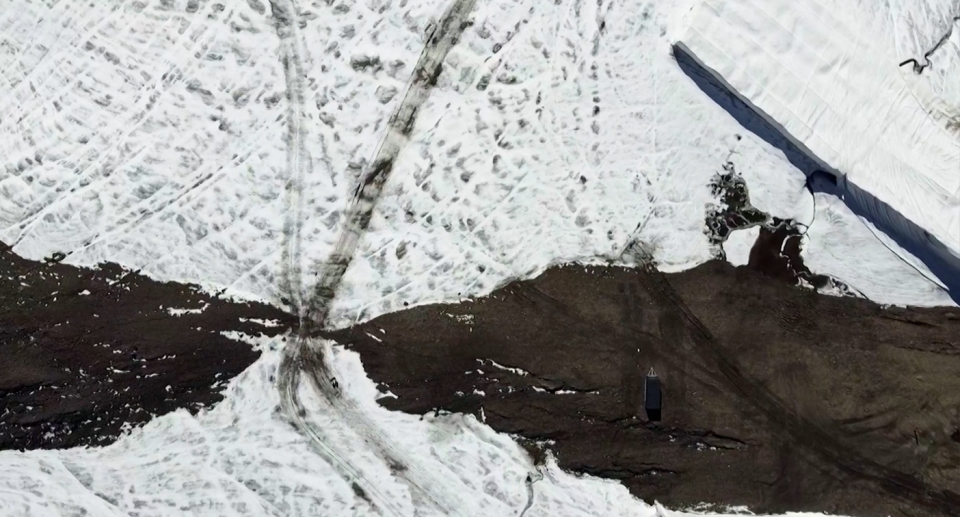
[723,226,759,266]
[444,312,475,324]
[482,359,530,377]
[166,303,209,316]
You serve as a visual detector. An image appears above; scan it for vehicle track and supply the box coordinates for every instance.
[269,2,402,514]
[273,0,479,514]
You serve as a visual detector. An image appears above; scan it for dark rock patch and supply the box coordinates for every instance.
[0,242,296,450]
[706,162,856,296]
[747,217,807,284]
[747,218,857,297]
[326,261,960,517]
[705,162,769,248]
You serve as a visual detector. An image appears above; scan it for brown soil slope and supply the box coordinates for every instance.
[0,243,296,450]
[328,261,960,517]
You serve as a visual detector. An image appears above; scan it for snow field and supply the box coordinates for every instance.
[0,0,950,324]
[0,0,958,515]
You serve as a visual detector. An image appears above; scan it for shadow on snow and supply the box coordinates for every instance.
[673,43,960,304]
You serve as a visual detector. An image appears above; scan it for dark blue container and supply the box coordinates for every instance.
[644,368,661,421]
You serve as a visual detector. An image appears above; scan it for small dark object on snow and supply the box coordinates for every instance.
[644,367,662,421]
[44,251,66,263]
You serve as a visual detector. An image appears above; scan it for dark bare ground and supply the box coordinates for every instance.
[706,162,857,297]
[326,256,960,517]
[0,243,296,450]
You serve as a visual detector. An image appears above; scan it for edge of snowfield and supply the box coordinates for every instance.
[0,334,843,517]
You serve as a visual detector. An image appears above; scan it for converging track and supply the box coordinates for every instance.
[273,0,479,514]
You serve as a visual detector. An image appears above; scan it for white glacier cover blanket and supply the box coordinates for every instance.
[678,0,960,259]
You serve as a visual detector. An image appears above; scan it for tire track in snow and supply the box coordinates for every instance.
[300,0,477,332]
[263,2,405,511]
[270,3,402,512]
[63,101,283,262]
[273,0,480,515]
